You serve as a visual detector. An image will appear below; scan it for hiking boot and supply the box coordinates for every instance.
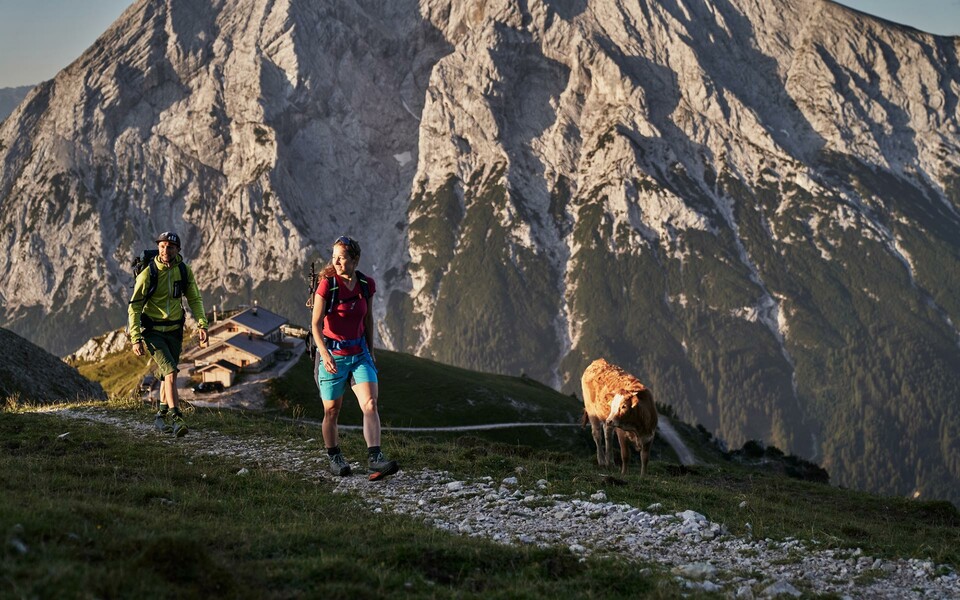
[329,452,351,477]
[172,416,188,438]
[367,451,399,481]
[154,412,171,433]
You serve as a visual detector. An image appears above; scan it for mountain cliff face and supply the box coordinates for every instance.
[1,0,958,504]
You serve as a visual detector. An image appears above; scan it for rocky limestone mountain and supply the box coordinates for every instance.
[0,327,106,405]
[0,0,958,505]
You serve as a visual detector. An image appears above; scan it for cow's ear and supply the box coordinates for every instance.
[628,393,641,407]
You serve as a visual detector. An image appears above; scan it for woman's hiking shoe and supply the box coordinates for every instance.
[367,451,399,481]
[172,416,188,437]
[154,413,172,433]
[329,452,351,476]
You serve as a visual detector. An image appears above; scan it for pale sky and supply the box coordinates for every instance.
[0,0,132,88]
[0,0,957,89]
[840,0,960,36]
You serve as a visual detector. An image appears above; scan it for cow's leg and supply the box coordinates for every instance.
[588,416,605,467]
[617,429,630,475]
[639,433,653,477]
[602,422,617,468]
[583,381,604,467]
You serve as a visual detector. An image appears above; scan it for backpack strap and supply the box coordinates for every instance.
[357,270,370,299]
[143,261,189,301]
[145,261,159,301]
[324,271,370,313]
[324,275,339,314]
[178,262,188,294]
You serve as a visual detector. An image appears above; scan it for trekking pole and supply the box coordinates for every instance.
[306,261,317,309]
[305,261,317,359]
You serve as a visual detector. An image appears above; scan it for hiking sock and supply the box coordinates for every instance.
[367,446,381,459]
[327,446,342,457]
[157,407,169,416]
[172,408,183,419]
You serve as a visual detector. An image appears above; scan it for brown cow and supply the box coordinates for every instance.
[581,358,658,476]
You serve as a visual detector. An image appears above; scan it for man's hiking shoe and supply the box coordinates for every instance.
[172,416,188,438]
[367,451,399,481]
[329,453,351,477]
[154,413,172,433]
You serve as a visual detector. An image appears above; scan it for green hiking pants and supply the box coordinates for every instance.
[143,328,183,379]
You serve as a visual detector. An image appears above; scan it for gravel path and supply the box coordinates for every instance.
[43,406,959,599]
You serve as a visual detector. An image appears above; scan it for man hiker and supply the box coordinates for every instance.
[128,231,208,436]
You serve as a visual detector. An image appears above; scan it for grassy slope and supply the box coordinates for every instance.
[74,351,154,398]
[2,349,958,598]
[268,350,585,446]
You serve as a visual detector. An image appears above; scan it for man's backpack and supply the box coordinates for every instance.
[131,249,189,329]
[323,270,371,313]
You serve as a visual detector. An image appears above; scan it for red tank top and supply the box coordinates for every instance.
[316,274,376,355]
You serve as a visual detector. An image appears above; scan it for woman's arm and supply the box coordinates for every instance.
[312,292,336,374]
[364,295,375,362]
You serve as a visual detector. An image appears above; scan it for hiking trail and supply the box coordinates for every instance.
[37,405,959,600]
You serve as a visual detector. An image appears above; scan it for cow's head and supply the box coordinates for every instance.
[606,390,641,429]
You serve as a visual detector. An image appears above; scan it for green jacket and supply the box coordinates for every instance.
[128,255,208,343]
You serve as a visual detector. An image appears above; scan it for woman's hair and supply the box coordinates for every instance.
[319,236,361,278]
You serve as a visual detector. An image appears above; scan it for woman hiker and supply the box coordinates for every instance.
[311,235,399,481]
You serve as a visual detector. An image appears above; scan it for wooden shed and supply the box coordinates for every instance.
[197,360,239,387]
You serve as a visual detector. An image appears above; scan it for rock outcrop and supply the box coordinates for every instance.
[0,328,106,405]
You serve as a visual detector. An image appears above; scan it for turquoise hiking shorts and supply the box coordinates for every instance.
[315,348,379,401]
[143,328,182,379]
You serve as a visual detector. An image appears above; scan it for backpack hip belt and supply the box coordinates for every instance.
[141,313,186,332]
[324,336,365,351]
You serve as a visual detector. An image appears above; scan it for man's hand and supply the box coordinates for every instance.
[132,340,146,357]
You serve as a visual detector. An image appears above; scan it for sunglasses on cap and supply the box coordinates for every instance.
[334,235,361,257]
